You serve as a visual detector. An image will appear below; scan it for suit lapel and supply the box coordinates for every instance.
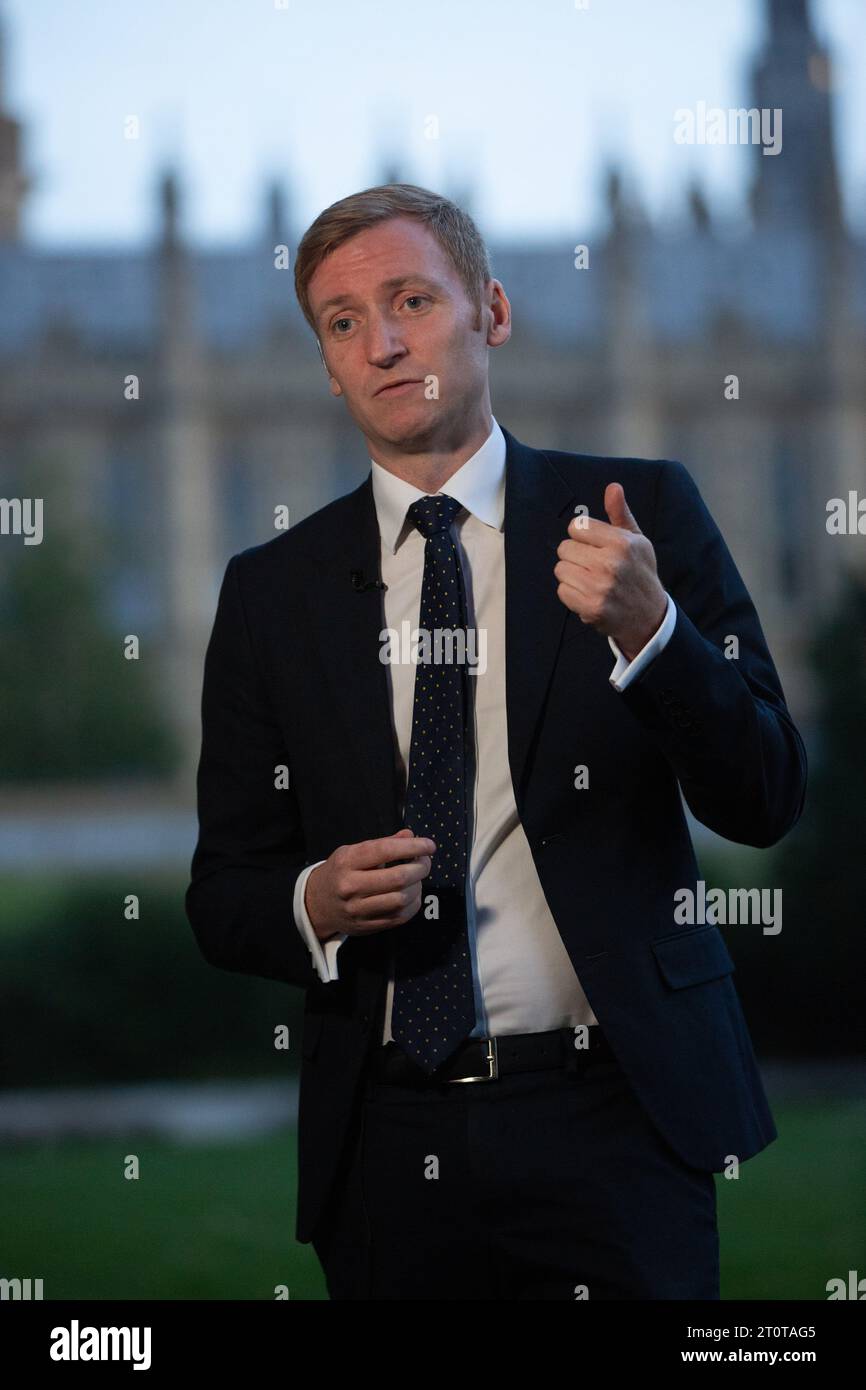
[501,426,578,809]
[304,478,402,838]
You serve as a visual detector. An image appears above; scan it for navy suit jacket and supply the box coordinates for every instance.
[186,424,808,1245]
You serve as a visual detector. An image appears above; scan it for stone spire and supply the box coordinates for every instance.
[152,164,221,787]
[749,0,842,232]
[264,178,289,247]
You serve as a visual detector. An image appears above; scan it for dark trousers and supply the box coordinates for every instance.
[311,1045,720,1300]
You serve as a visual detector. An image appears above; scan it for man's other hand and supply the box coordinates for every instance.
[305,828,436,941]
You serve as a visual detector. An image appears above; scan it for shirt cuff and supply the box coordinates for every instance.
[293,861,348,983]
[607,592,676,692]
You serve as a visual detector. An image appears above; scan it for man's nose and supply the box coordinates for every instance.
[365,313,408,365]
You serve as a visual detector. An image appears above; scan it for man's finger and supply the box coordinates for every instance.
[355,855,433,900]
[556,537,608,572]
[353,832,436,870]
[566,514,615,546]
[604,482,642,534]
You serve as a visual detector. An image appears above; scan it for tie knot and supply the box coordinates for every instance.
[407,493,462,539]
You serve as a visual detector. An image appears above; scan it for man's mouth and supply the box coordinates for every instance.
[375,379,423,397]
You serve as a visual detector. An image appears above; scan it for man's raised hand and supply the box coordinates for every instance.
[553,482,667,661]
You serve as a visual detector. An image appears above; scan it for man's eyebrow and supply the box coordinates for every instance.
[314,275,444,321]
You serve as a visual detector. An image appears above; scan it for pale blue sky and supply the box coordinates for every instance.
[4,0,865,247]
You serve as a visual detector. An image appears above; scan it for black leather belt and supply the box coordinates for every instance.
[370,1025,616,1085]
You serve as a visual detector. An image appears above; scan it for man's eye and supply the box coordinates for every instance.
[403,295,428,310]
[331,318,353,335]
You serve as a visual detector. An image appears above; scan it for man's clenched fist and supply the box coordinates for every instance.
[554,482,667,661]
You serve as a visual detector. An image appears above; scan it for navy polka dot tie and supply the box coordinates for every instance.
[391,493,477,1073]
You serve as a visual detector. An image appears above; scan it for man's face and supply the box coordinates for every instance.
[307,216,504,453]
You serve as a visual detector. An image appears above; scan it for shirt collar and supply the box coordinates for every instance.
[370,415,506,554]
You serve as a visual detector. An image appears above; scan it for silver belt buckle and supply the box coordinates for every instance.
[447,1036,499,1083]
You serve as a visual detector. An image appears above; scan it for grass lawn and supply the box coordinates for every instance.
[0,1131,326,1300]
[716,1097,866,1300]
[1,1099,863,1300]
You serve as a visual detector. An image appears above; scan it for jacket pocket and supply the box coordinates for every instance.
[651,924,735,989]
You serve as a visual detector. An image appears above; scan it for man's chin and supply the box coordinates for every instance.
[361,402,441,449]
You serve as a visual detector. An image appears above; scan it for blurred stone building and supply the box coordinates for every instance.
[0,0,863,784]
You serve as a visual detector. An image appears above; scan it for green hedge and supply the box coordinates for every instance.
[0,872,304,1087]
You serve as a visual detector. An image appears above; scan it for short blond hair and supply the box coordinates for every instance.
[294,183,493,335]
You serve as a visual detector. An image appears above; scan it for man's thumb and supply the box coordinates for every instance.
[605,482,642,533]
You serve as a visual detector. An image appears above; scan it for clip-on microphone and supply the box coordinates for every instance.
[349,570,388,592]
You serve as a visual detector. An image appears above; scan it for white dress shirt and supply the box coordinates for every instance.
[292,417,676,1043]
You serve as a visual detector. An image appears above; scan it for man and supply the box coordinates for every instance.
[186,183,807,1300]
